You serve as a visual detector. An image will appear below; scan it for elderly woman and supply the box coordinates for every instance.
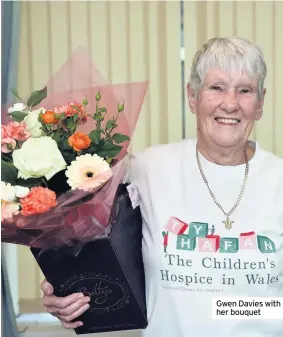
[41,37,283,337]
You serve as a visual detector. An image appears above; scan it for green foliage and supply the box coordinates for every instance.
[1,160,18,184]
[111,133,130,144]
[4,86,131,191]
[95,139,122,159]
[27,87,47,107]
[106,119,117,131]
[16,178,43,188]
[93,113,104,122]
[89,130,101,145]
[84,90,130,161]
[9,111,28,122]
[57,136,77,164]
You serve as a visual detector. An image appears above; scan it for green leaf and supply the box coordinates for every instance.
[52,132,61,143]
[9,111,28,122]
[60,130,72,138]
[16,178,42,188]
[112,133,130,144]
[85,144,97,154]
[40,123,49,135]
[57,137,76,164]
[106,120,117,131]
[97,128,105,134]
[11,88,22,101]
[89,130,101,145]
[44,124,53,133]
[58,137,72,151]
[96,140,122,158]
[1,160,18,184]
[97,147,122,159]
[104,139,114,146]
[73,114,78,123]
[93,113,104,122]
[65,118,74,130]
[27,87,47,107]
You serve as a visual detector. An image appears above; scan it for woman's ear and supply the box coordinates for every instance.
[256,88,266,121]
[187,83,197,114]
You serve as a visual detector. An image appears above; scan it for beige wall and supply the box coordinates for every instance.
[15,0,283,312]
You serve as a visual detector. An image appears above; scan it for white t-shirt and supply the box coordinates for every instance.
[127,138,283,337]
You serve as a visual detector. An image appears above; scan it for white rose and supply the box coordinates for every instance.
[15,186,30,198]
[24,108,45,138]
[1,182,16,201]
[8,103,26,114]
[12,137,67,180]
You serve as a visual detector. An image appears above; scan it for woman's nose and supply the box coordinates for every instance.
[221,90,239,112]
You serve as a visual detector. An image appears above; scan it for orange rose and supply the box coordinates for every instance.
[68,132,91,152]
[41,110,59,124]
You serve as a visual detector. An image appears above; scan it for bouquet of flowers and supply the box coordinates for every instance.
[1,49,148,334]
[2,87,130,246]
[1,48,147,249]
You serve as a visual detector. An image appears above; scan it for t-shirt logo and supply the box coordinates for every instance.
[162,216,276,254]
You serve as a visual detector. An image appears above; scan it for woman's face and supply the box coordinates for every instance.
[187,68,266,148]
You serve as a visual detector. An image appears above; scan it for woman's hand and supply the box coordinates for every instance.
[41,279,91,329]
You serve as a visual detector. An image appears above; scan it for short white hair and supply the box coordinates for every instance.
[189,36,267,99]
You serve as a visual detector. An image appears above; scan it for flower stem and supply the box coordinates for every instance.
[41,177,48,187]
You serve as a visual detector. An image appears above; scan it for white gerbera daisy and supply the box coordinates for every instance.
[65,154,113,191]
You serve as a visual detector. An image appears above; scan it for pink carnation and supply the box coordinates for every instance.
[6,121,30,141]
[54,101,87,124]
[1,121,30,153]
[20,186,57,216]
[1,128,16,153]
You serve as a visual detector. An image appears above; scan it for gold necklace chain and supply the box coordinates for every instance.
[196,145,249,229]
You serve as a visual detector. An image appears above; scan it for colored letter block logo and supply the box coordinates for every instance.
[163,216,277,255]
[219,238,239,253]
[176,235,196,251]
[165,217,188,235]
[188,222,208,238]
[239,231,257,250]
[257,235,276,253]
[198,235,220,252]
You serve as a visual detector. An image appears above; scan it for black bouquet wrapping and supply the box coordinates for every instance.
[31,184,148,334]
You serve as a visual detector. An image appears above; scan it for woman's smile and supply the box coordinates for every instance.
[214,117,241,126]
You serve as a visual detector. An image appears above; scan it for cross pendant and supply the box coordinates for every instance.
[223,216,234,229]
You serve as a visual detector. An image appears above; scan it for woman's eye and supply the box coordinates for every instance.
[211,85,222,91]
[240,88,251,94]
